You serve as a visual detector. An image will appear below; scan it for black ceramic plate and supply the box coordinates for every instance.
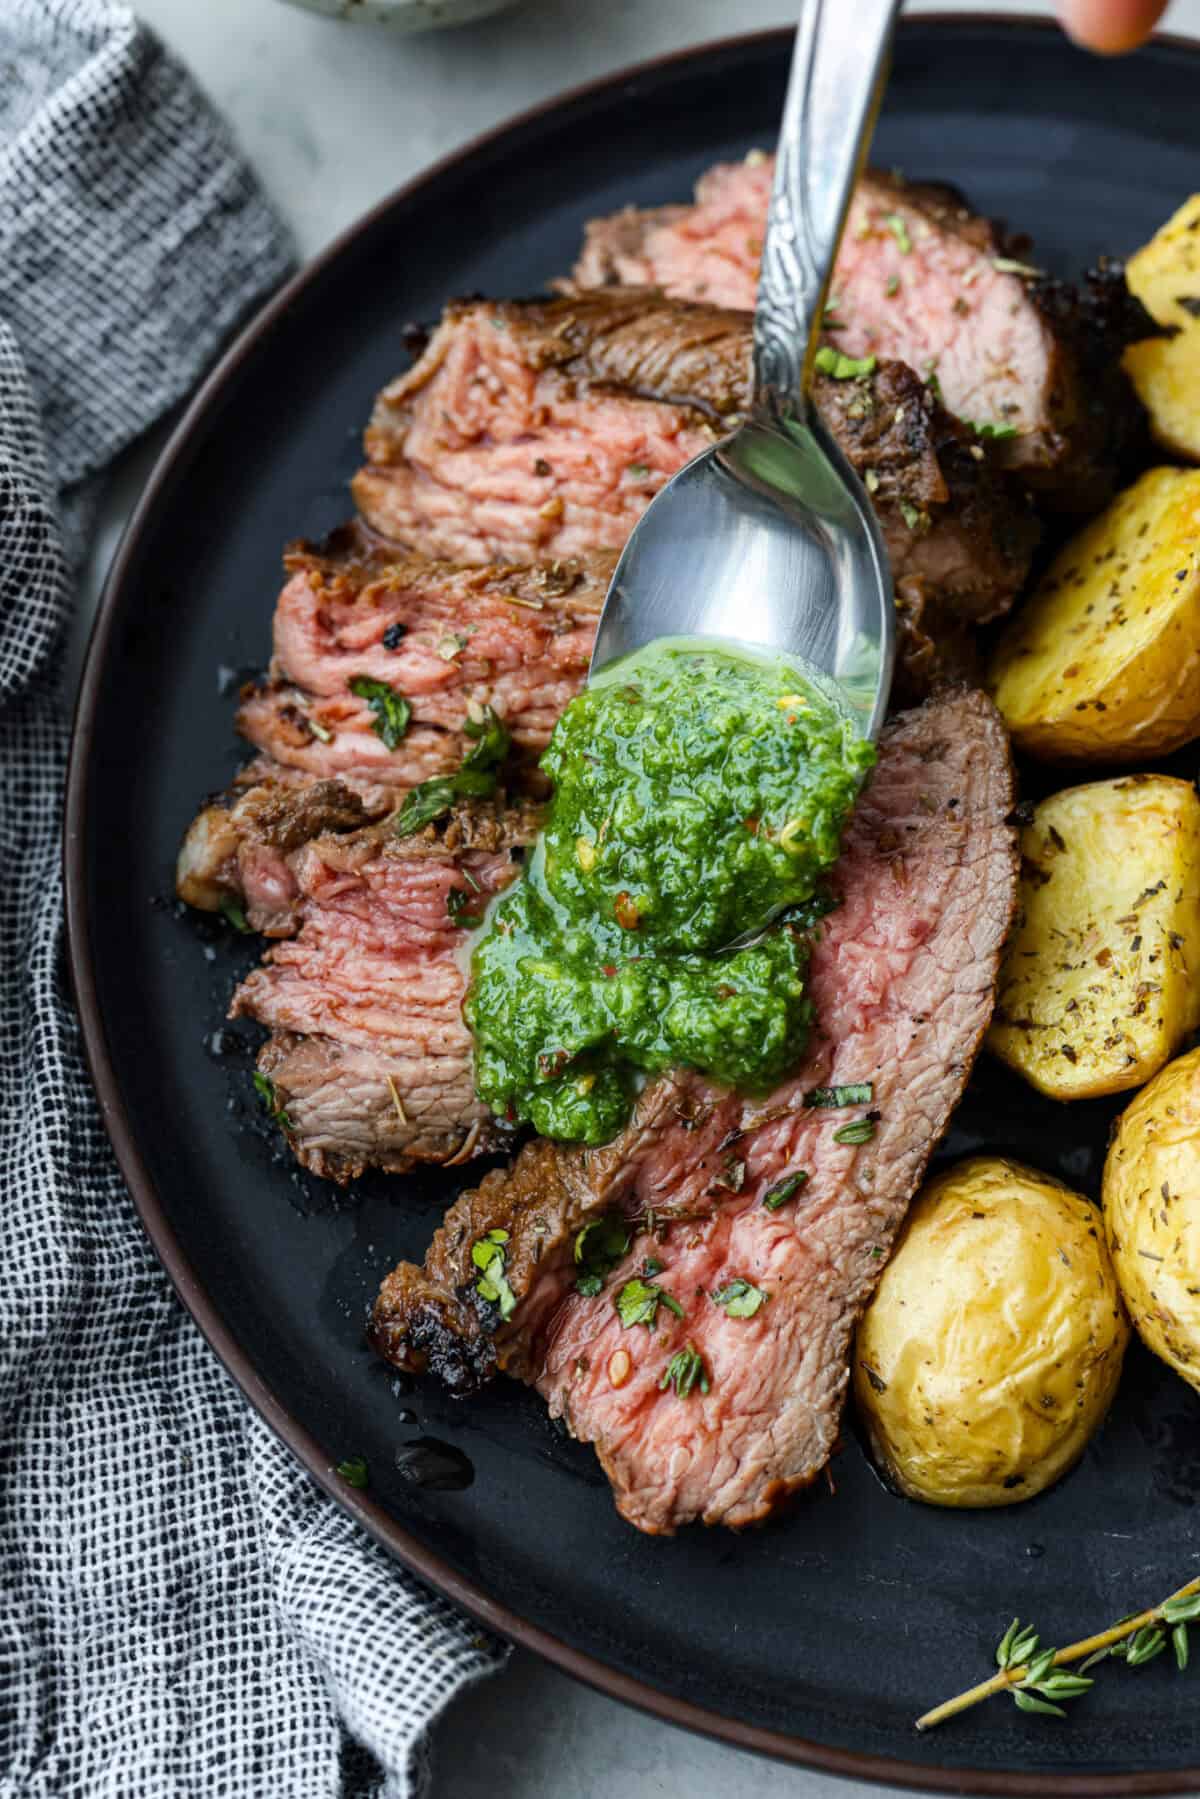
[66,18,1200,1794]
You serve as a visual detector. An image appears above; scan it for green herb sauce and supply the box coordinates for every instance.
[465,641,874,1144]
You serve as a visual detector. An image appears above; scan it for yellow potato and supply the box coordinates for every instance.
[854,1157,1129,1508]
[1124,329,1200,464]
[1104,1046,1200,1394]
[987,468,1200,761]
[988,776,1200,1100]
[1125,194,1200,330]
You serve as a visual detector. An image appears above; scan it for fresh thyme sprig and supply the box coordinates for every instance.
[916,1576,1200,1732]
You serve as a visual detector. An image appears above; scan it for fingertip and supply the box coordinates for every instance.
[1058,0,1170,53]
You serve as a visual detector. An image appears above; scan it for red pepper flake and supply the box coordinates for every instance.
[614,892,641,931]
[744,817,759,835]
[602,963,617,978]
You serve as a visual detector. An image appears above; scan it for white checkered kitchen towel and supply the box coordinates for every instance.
[0,4,506,1794]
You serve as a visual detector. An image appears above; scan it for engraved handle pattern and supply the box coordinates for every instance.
[753,0,903,419]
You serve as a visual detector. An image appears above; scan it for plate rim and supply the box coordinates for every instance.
[63,16,1200,1793]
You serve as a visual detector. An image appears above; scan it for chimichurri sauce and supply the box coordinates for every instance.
[465,641,875,1144]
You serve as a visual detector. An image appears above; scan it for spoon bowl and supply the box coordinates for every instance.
[591,410,894,740]
[589,0,903,740]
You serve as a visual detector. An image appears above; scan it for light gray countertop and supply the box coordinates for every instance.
[95,3,1198,1795]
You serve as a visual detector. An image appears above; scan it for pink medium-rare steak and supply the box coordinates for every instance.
[370,688,1018,1528]
[236,526,608,788]
[573,158,1153,513]
[229,795,540,1181]
[353,291,1037,694]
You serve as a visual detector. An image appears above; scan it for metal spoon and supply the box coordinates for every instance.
[590,0,902,740]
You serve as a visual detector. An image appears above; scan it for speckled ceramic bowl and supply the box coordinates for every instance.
[279,0,520,27]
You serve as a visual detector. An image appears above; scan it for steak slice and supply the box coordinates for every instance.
[176,759,393,936]
[574,158,1152,512]
[354,291,1036,694]
[229,795,540,1181]
[237,523,609,787]
[370,688,1018,1529]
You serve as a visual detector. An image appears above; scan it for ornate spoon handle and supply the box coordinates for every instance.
[753,0,903,419]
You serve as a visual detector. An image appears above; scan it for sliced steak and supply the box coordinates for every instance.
[230,796,540,1181]
[237,524,609,786]
[176,760,393,936]
[574,158,1152,512]
[354,292,1036,693]
[370,688,1018,1529]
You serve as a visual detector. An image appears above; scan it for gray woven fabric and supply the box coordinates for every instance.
[0,5,506,1794]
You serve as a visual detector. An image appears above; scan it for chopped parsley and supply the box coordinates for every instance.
[804,1082,873,1109]
[970,419,1019,441]
[574,1213,632,1297]
[834,1118,876,1146]
[711,1277,768,1318]
[335,1456,369,1489]
[659,1341,710,1399]
[627,463,650,480]
[253,1070,292,1132]
[446,883,483,926]
[472,1227,517,1320]
[762,1170,809,1211]
[220,896,251,934]
[349,675,412,750]
[884,212,912,254]
[814,347,877,381]
[395,705,512,839]
[615,1267,684,1330]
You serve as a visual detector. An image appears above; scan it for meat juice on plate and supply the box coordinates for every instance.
[462,639,875,1144]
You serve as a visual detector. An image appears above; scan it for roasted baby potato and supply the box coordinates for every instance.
[855,1157,1129,1508]
[988,776,1200,1100]
[1104,1046,1200,1394]
[1124,332,1200,463]
[1125,194,1200,331]
[987,468,1200,761]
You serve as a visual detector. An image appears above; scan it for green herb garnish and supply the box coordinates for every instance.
[395,705,513,839]
[918,1577,1200,1733]
[627,463,650,480]
[804,1083,873,1109]
[395,777,458,839]
[447,883,482,926]
[884,212,912,254]
[220,896,251,934]
[573,1213,632,1297]
[335,1456,369,1489]
[615,1271,684,1330]
[970,419,1019,441]
[711,1278,768,1318]
[253,1070,291,1132]
[472,1226,517,1320]
[885,273,900,297]
[814,346,877,380]
[762,1170,809,1211]
[833,1118,876,1145]
[349,675,412,750]
[658,1341,710,1399]
[461,702,511,774]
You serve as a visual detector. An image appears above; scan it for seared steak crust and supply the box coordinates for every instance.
[370,689,1018,1531]
[355,292,1037,692]
[574,159,1152,513]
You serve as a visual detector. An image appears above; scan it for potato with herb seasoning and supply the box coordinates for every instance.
[854,1158,1129,1508]
[1122,195,1200,463]
[1104,1046,1200,1395]
[1125,193,1200,333]
[987,468,1200,761]
[987,776,1200,1100]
